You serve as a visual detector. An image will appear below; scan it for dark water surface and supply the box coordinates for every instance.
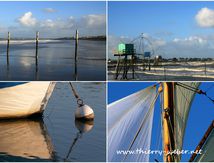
[0,40,106,81]
[0,82,106,161]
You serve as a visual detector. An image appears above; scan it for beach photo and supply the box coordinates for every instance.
[0,1,106,81]
[108,1,214,81]
[0,82,106,161]
[107,82,214,162]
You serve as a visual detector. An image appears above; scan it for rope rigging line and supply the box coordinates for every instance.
[205,83,214,93]
[153,92,163,162]
[176,82,214,104]
[123,87,160,161]
[165,109,179,161]
[69,82,84,106]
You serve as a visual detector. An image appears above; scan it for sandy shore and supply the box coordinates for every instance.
[108,61,214,81]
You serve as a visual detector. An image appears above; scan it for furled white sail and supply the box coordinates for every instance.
[108,86,157,162]
[173,82,200,161]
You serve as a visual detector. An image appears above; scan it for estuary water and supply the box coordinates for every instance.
[0,82,106,161]
[0,40,106,81]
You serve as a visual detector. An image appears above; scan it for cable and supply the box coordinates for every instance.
[69,82,84,106]
[123,88,160,161]
[205,83,214,93]
[176,82,214,104]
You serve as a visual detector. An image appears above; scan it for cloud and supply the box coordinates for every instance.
[195,7,214,28]
[12,12,106,37]
[43,8,57,13]
[108,34,214,59]
[173,36,207,45]
[18,12,37,27]
[81,14,105,27]
[108,35,132,58]
[162,35,214,58]
[40,19,55,28]
[108,34,167,59]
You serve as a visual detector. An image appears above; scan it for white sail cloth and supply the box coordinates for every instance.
[108,86,156,162]
[174,82,200,161]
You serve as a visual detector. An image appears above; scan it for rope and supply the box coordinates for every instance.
[176,82,199,93]
[154,92,162,162]
[69,82,84,106]
[165,109,179,161]
[123,88,160,161]
[176,82,214,104]
[205,83,214,93]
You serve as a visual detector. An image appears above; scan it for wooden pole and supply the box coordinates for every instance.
[189,120,214,162]
[75,30,79,62]
[163,82,175,162]
[35,31,39,79]
[132,54,135,79]
[164,66,166,81]
[115,55,121,79]
[123,55,128,79]
[7,32,10,66]
[35,31,39,59]
[74,61,77,81]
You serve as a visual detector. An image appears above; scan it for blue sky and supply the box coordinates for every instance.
[0,2,106,38]
[108,1,214,58]
[108,82,214,161]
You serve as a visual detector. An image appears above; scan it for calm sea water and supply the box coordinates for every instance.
[0,82,106,161]
[0,40,106,81]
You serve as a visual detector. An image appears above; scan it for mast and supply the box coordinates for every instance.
[163,82,175,162]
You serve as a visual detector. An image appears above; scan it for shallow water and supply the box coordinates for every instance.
[108,61,214,81]
[0,82,106,162]
[0,40,106,81]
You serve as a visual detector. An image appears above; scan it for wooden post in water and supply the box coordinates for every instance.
[35,31,39,79]
[115,55,121,79]
[75,30,79,62]
[7,32,10,66]
[132,54,135,79]
[35,31,39,60]
[75,61,78,81]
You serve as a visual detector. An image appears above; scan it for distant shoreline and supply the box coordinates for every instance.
[0,36,106,41]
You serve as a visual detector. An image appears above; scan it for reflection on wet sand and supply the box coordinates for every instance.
[0,118,53,161]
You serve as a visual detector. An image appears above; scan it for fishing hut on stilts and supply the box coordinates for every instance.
[113,33,156,80]
[114,43,136,80]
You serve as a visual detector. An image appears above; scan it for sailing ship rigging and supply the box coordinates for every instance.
[108,82,214,162]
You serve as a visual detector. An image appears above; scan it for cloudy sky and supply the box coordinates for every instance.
[0,1,106,38]
[108,1,214,58]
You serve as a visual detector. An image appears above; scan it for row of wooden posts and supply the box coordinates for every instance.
[5,30,79,80]
[5,29,79,62]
